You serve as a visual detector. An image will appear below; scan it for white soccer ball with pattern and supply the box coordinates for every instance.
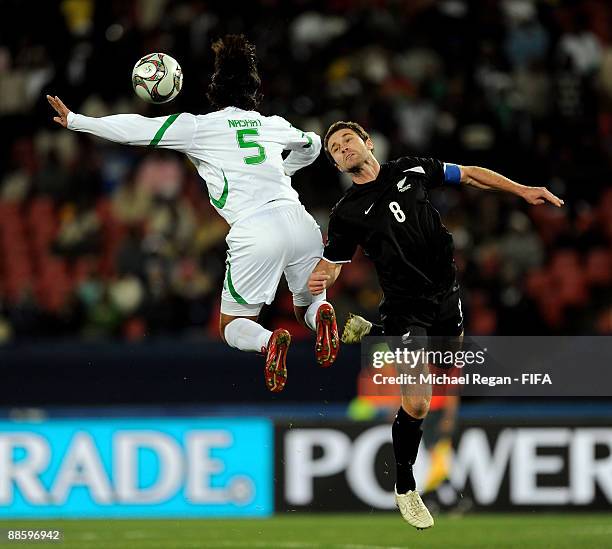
[132,52,183,104]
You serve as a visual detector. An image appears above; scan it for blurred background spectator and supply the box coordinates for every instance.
[0,0,611,344]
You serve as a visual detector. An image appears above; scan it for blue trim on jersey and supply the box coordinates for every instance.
[444,163,461,184]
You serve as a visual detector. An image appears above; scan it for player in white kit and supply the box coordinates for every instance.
[46,35,339,392]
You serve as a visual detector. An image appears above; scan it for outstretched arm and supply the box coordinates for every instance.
[460,165,564,207]
[308,259,342,296]
[47,95,195,152]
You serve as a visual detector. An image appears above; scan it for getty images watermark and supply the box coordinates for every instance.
[370,346,550,388]
[359,336,612,397]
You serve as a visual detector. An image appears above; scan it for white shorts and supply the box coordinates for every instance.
[221,203,326,316]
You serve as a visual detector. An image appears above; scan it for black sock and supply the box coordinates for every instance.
[392,406,423,493]
[369,323,384,336]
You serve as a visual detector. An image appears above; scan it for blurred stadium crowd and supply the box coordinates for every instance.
[1,0,611,343]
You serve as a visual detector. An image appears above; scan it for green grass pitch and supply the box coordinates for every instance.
[1,514,610,549]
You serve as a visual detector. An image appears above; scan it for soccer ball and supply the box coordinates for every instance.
[132,53,183,104]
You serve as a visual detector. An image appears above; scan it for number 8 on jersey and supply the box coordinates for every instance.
[389,201,406,222]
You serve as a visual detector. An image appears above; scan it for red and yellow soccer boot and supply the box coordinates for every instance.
[263,328,291,392]
[315,303,339,368]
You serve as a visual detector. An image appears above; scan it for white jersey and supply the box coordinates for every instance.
[67,107,321,225]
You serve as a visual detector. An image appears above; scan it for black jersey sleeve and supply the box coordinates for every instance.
[410,157,446,189]
[322,213,359,263]
[400,156,463,190]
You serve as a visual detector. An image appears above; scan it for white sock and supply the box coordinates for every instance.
[224,318,272,352]
[304,300,330,331]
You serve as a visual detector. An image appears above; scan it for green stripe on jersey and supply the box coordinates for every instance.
[209,169,229,209]
[226,263,247,304]
[149,113,180,147]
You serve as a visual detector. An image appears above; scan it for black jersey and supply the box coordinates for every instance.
[324,156,460,313]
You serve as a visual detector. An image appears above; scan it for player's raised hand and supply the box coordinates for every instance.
[46,95,71,128]
[308,272,329,296]
[522,186,564,207]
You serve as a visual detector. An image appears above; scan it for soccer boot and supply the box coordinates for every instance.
[341,313,373,344]
[315,303,339,367]
[263,328,291,392]
[395,488,434,530]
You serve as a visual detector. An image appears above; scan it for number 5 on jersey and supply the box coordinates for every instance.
[236,129,266,165]
[389,201,406,222]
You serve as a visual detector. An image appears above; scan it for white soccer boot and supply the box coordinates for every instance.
[341,313,373,344]
[394,488,434,530]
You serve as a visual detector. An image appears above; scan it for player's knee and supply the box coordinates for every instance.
[402,397,430,419]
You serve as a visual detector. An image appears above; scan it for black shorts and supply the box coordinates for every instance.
[381,286,464,338]
[380,288,463,370]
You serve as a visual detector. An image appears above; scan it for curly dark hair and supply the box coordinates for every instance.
[206,34,262,110]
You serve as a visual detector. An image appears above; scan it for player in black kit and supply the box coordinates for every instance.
[308,121,563,529]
